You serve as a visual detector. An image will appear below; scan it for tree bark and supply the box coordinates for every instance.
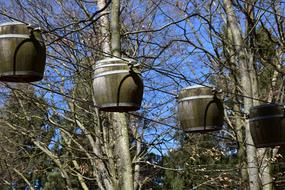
[97,0,111,54]
[96,1,119,190]
[235,103,248,189]
[111,0,121,57]
[114,114,134,190]
[258,50,282,190]
[224,0,260,189]
[110,0,134,189]
[96,0,135,189]
[227,24,249,188]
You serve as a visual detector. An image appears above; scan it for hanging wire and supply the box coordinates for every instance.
[38,28,283,108]
[1,82,262,148]
[0,2,284,177]
[0,6,284,132]
[42,34,277,106]
[0,12,281,103]
[30,82,178,128]
[0,28,275,121]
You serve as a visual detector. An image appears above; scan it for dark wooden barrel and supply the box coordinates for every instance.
[177,85,224,133]
[249,104,285,148]
[93,57,144,112]
[0,22,46,82]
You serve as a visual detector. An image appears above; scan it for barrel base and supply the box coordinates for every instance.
[182,125,222,133]
[0,71,43,82]
[98,102,141,112]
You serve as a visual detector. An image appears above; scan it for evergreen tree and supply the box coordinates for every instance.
[0,84,52,189]
[161,133,239,189]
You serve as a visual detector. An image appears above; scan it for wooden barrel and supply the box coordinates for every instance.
[0,22,46,82]
[177,85,224,133]
[249,104,285,148]
[93,57,143,112]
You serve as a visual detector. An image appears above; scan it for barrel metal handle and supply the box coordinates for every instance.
[13,25,42,76]
[203,95,223,132]
[27,23,42,32]
[127,60,141,74]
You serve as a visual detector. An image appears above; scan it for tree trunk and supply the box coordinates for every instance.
[235,103,248,189]
[114,114,134,190]
[223,0,260,189]
[258,51,282,190]
[97,0,111,54]
[258,149,272,190]
[227,24,249,188]
[96,1,119,190]
[246,1,274,189]
[96,0,135,189]
[111,0,134,189]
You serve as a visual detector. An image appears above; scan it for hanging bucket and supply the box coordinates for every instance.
[93,57,143,112]
[249,104,285,148]
[177,85,224,133]
[0,22,46,82]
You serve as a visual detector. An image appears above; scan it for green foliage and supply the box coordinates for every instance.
[0,84,52,189]
[161,133,239,189]
[254,25,283,100]
[271,147,285,188]
[44,172,67,190]
[139,153,164,190]
[255,25,278,60]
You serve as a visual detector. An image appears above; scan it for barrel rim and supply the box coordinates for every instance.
[96,102,141,112]
[96,57,137,64]
[93,69,142,78]
[250,103,283,110]
[93,63,128,70]
[249,114,284,122]
[0,71,44,82]
[181,125,223,133]
[0,34,30,39]
[181,84,215,91]
[0,21,26,27]
[178,95,214,102]
[0,70,44,76]
[93,57,137,70]
[93,70,131,78]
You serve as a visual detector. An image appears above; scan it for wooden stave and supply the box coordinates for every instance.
[249,104,285,148]
[178,86,224,133]
[0,22,46,82]
[93,58,143,112]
